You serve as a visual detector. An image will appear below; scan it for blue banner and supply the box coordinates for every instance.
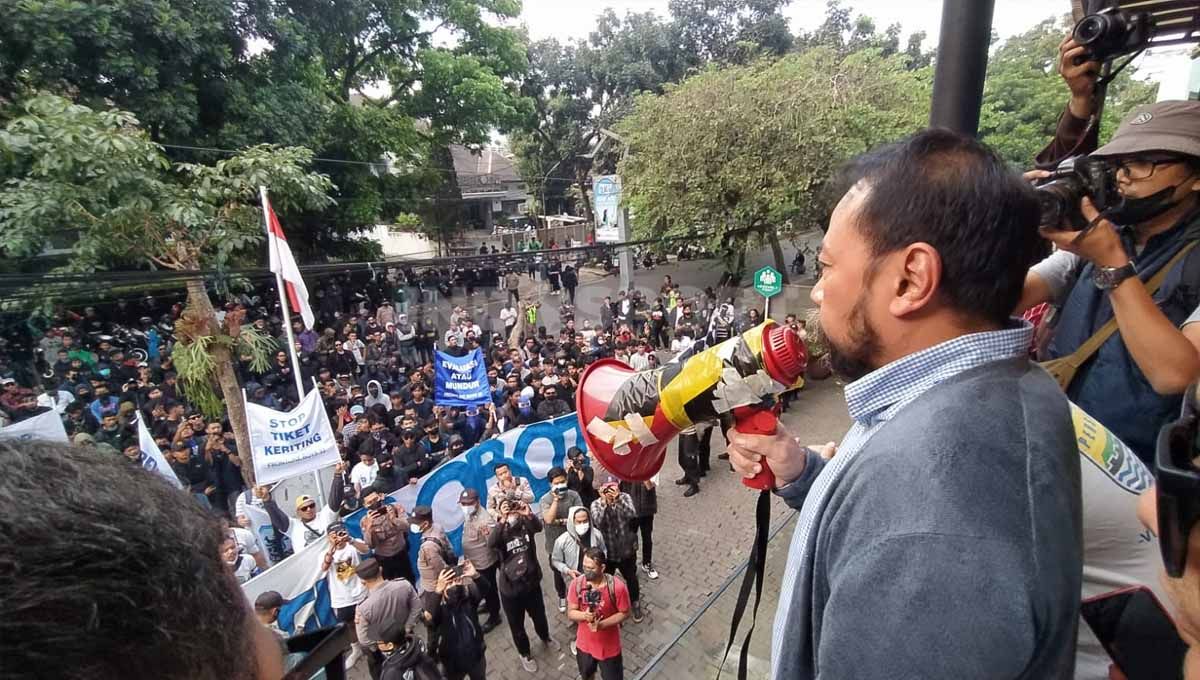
[241,413,587,635]
[434,347,490,407]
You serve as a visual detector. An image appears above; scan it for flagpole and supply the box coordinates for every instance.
[261,186,325,509]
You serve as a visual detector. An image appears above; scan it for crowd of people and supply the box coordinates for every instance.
[0,225,789,680]
[11,30,1200,680]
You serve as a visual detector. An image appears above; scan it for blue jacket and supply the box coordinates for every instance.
[1049,216,1200,465]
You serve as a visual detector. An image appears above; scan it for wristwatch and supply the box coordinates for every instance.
[1092,261,1138,290]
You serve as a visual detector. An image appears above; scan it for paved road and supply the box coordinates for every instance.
[350,246,849,680]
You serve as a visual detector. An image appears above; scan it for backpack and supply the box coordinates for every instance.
[421,535,457,568]
[380,637,443,680]
[500,527,538,589]
[440,604,485,671]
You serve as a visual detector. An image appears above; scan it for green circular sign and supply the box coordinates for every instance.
[754,266,782,298]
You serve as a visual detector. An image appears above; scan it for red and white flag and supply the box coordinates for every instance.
[261,187,315,329]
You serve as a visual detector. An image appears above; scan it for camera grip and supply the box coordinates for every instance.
[732,407,778,491]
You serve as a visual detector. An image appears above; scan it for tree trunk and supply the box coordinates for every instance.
[767,228,789,284]
[576,167,594,224]
[185,278,257,488]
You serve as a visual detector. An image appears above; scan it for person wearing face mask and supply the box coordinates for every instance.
[552,507,609,653]
[458,488,503,633]
[1021,97,1200,466]
[375,618,444,680]
[567,548,630,680]
[360,487,413,583]
[540,466,584,613]
[354,557,422,680]
[411,505,458,654]
[487,498,561,672]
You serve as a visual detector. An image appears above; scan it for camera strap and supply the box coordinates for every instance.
[717,488,771,680]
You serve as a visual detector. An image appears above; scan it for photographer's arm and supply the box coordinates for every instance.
[1048,203,1200,394]
[1035,36,1101,167]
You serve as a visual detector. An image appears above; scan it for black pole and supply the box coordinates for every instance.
[929,0,996,137]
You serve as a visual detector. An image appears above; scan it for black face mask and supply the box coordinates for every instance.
[1110,175,1194,226]
[446,585,467,604]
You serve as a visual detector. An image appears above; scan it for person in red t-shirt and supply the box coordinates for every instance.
[566,547,631,680]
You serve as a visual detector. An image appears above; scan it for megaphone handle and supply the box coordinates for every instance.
[733,407,778,491]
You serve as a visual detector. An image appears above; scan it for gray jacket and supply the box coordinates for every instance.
[773,358,1082,679]
[551,506,607,577]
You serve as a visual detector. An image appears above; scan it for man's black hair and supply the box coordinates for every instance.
[493,461,510,474]
[548,466,567,482]
[838,128,1043,326]
[0,440,254,680]
[582,546,607,566]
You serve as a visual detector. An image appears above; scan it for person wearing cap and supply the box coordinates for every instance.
[1022,78,1200,464]
[254,591,286,637]
[589,483,644,623]
[354,556,421,679]
[260,483,340,550]
[459,487,503,633]
[320,519,371,670]
[411,504,458,652]
[168,439,216,511]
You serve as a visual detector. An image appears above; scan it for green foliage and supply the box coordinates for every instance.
[237,326,279,377]
[0,0,531,258]
[173,335,224,419]
[0,94,335,274]
[617,48,930,269]
[979,16,1158,166]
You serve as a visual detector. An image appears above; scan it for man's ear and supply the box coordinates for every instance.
[887,243,943,318]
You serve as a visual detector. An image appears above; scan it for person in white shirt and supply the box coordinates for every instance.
[669,328,694,355]
[261,488,340,552]
[220,535,258,584]
[500,303,518,336]
[344,332,366,368]
[628,342,651,372]
[351,449,379,495]
[229,522,269,571]
[320,521,371,669]
[36,383,74,415]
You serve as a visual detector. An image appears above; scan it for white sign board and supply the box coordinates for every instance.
[246,389,341,486]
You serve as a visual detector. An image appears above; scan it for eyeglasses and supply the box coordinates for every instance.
[1113,156,1184,181]
[1155,394,1200,578]
[299,504,317,512]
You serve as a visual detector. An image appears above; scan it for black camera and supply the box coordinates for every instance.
[584,586,603,612]
[1072,8,1154,64]
[1036,155,1119,230]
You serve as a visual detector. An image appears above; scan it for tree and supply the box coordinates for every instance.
[668,0,793,64]
[0,0,531,260]
[0,95,334,485]
[794,1,932,68]
[979,16,1157,166]
[617,48,930,280]
[0,0,247,141]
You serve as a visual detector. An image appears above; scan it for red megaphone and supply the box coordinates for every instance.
[576,321,807,485]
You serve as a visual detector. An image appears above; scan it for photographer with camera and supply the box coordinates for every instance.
[486,461,534,518]
[589,482,644,623]
[487,496,560,672]
[360,486,413,583]
[1021,96,1200,466]
[567,547,631,680]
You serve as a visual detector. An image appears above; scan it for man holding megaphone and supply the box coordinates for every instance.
[723,130,1084,679]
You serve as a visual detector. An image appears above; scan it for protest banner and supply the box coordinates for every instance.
[241,412,585,634]
[0,409,69,444]
[246,388,340,487]
[433,347,491,407]
[135,411,182,489]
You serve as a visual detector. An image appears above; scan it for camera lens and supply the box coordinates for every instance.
[1074,14,1111,47]
[1036,176,1086,229]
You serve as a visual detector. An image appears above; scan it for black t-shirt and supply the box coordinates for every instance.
[408,399,434,421]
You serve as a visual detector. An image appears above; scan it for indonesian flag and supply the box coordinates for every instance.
[261,187,315,329]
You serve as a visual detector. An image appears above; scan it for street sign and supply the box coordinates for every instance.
[754,266,782,298]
